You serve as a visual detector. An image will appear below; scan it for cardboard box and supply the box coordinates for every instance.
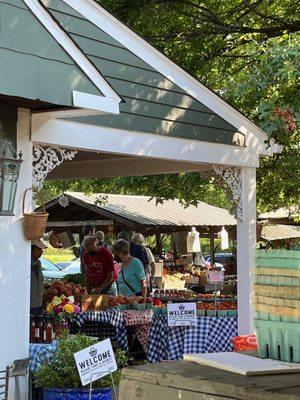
[81,294,109,311]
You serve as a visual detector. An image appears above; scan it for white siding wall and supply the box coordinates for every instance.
[0,109,32,399]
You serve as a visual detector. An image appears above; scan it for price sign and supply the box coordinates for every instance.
[167,302,197,327]
[74,339,117,386]
[207,269,224,284]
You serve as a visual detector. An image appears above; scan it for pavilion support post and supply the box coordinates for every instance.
[209,231,215,267]
[155,232,162,256]
[237,167,256,335]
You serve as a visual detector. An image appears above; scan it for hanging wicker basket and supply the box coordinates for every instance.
[23,188,49,240]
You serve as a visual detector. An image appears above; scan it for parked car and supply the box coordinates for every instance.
[204,252,235,265]
[56,261,73,270]
[40,257,65,280]
[63,259,80,275]
[41,257,81,281]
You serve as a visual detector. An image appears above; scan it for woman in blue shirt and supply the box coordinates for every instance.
[112,239,147,298]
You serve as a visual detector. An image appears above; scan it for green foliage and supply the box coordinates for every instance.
[63,273,84,286]
[34,335,129,389]
[43,0,300,213]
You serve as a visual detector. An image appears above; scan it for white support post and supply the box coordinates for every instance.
[0,109,32,400]
[237,167,256,335]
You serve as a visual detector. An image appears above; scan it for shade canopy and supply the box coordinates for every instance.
[39,191,236,236]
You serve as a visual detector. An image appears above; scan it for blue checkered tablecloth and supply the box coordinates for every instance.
[29,342,57,372]
[147,316,237,363]
[74,309,128,350]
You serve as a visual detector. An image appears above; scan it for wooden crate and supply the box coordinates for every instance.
[81,294,109,311]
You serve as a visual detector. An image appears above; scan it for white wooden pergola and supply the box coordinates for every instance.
[23,0,283,336]
[0,2,283,398]
[31,114,276,336]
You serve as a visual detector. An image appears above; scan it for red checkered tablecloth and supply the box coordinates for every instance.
[123,310,153,351]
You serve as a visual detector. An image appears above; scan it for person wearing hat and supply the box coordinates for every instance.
[30,239,47,315]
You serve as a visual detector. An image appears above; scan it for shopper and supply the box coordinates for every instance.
[82,235,117,295]
[117,231,131,243]
[95,230,108,249]
[80,223,95,284]
[131,232,147,269]
[111,239,147,298]
[145,246,156,293]
[132,233,155,292]
[30,239,48,315]
[115,231,131,263]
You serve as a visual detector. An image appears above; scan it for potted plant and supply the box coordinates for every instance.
[46,295,81,336]
[34,335,129,400]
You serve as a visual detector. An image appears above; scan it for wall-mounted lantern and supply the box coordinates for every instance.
[0,139,23,216]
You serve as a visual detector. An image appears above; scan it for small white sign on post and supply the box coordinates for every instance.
[207,269,224,284]
[74,339,117,386]
[167,302,197,327]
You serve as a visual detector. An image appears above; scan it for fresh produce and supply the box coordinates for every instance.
[153,290,236,303]
[197,301,237,310]
[43,280,87,305]
[108,295,153,308]
[152,298,165,308]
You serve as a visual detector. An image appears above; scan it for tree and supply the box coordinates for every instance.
[42,0,300,212]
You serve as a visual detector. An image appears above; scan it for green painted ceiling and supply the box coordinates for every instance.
[42,0,244,146]
[0,0,100,107]
[0,0,245,146]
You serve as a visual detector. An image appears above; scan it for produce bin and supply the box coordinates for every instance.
[254,250,300,362]
[254,319,300,362]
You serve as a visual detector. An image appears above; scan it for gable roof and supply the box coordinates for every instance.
[62,192,237,228]
[0,0,120,111]
[40,0,268,146]
[261,225,300,241]
[259,207,300,221]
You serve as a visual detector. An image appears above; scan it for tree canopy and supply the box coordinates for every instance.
[42,0,300,212]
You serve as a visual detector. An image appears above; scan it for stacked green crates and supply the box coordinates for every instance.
[254,250,300,362]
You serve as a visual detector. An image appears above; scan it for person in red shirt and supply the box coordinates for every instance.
[82,236,116,295]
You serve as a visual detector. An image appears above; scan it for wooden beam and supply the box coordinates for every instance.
[48,156,209,180]
[47,220,113,227]
[32,118,260,168]
[209,231,215,267]
[68,195,137,229]
[155,232,163,256]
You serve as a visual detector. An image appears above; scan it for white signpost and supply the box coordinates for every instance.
[74,339,117,387]
[167,302,197,327]
[206,269,225,311]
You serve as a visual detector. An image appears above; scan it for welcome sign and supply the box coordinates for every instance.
[74,339,117,386]
[167,302,197,327]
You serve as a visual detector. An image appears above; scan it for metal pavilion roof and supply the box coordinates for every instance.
[261,224,300,241]
[65,192,236,228]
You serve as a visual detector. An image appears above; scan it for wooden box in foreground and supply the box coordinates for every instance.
[81,294,109,311]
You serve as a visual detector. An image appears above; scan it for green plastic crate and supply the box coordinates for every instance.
[217,310,228,318]
[254,319,300,362]
[254,311,300,323]
[254,274,300,286]
[206,310,218,317]
[227,310,237,318]
[256,250,300,269]
[197,310,206,317]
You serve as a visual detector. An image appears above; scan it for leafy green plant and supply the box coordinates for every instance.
[34,335,130,389]
[63,273,85,286]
